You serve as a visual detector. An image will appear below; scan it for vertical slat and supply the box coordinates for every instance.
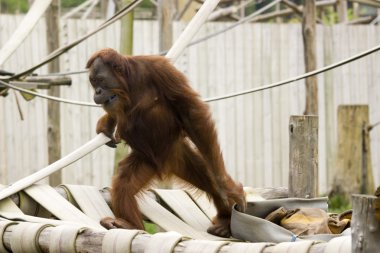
[251,24,263,186]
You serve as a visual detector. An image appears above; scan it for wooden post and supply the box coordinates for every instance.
[119,0,134,56]
[337,0,348,23]
[289,116,319,198]
[352,194,380,253]
[46,0,62,186]
[332,105,375,198]
[302,0,318,115]
[158,0,175,52]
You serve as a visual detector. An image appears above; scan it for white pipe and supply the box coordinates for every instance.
[166,0,220,61]
[0,0,52,66]
[0,0,220,200]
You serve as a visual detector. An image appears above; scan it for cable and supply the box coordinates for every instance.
[0,80,100,107]
[204,42,380,102]
[4,42,380,105]
[36,0,277,76]
[159,0,281,56]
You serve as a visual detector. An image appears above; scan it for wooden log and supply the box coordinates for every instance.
[352,194,380,253]
[289,116,319,198]
[1,225,334,253]
[332,105,374,198]
[24,76,71,86]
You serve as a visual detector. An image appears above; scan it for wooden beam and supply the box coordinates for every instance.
[347,15,376,24]
[351,0,380,8]
[24,76,71,86]
[289,116,319,198]
[251,0,336,22]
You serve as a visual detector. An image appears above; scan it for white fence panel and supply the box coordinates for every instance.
[1,16,380,193]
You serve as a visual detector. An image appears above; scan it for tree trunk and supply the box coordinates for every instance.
[46,0,61,186]
[302,0,318,115]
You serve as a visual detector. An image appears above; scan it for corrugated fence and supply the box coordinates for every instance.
[1,15,380,193]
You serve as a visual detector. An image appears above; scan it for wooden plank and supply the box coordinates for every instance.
[262,24,273,186]
[279,24,291,187]
[289,115,319,198]
[322,25,335,192]
[332,105,375,197]
[251,24,264,187]
[270,24,281,187]
[242,23,254,187]
[234,23,245,183]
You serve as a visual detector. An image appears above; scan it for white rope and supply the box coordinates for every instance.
[204,42,380,102]
[3,41,380,106]
[0,80,100,107]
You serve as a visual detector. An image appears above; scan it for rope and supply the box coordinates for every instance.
[0,0,143,81]
[36,0,278,76]
[204,42,380,102]
[159,0,281,56]
[369,120,380,131]
[4,42,380,105]
[0,80,99,107]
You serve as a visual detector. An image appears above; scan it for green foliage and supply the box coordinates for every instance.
[0,0,28,14]
[140,0,154,9]
[144,221,157,234]
[61,0,87,8]
[328,194,351,214]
